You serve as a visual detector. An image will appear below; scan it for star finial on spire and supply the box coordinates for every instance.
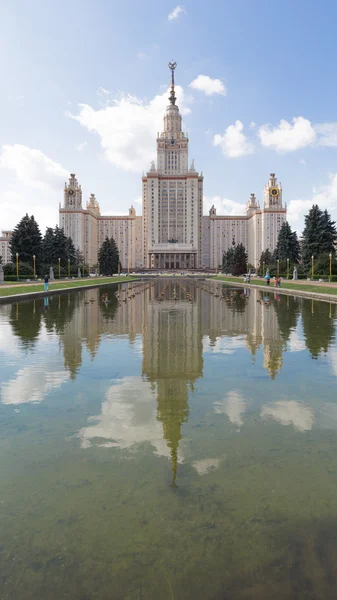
[168,60,177,105]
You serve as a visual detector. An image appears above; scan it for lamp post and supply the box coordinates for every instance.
[311,255,314,279]
[68,258,70,278]
[263,261,265,277]
[287,258,289,280]
[98,262,100,276]
[277,259,280,277]
[16,253,19,281]
[58,257,61,279]
[118,262,120,275]
[128,256,130,275]
[329,252,332,280]
[33,254,36,278]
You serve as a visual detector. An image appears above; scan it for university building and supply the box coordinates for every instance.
[59,63,286,270]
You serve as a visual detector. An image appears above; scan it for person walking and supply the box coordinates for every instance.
[44,274,49,292]
[265,271,271,286]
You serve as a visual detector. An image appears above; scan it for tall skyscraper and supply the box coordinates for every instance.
[59,63,286,270]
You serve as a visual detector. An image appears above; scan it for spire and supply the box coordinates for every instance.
[168,60,177,105]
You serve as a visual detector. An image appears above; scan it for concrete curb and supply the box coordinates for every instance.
[213,279,337,304]
[0,279,139,305]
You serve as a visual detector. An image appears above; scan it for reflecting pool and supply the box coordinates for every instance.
[1,279,337,599]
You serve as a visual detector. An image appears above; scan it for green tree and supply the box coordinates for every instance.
[65,236,76,267]
[42,227,56,266]
[301,205,337,271]
[232,243,248,276]
[53,226,68,265]
[74,248,84,269]
[10,214,42,270]
[222,247,235,273]
[275,221,300,262]
[315,252,337,276]
[320,209,337,254]
[258,249,273,275]
[98,236,119,275]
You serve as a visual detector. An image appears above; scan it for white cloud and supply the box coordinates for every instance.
[249,121,256,129]
[258,116,316,152]
[203,334,246,353]
[168,5,186,20]
[287,172,337,234]
[68,86,191,173]
[260,400,314,432]
[0,144,68,191]
[78,377,184,463]
[189,75,226,96]
[214,390,247,427]
[0,189,59,234]
[192,457,221,475]
[1,359,68,405]
[75,141,87,151]
[213,121,254,158]
[315,122,337,147]
[287,330,306,353]
[203,195,246,216]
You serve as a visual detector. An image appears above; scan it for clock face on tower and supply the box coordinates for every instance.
[270,188,278,197]
[68,189,74,196]
[170,137,175,145]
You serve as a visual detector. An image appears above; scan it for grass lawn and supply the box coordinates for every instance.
[213,275,337,296]
[0,276,137,297]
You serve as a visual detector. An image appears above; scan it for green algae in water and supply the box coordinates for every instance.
[0,282,337,598]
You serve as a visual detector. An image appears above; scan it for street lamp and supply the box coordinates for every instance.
[128,256,130,275]
[16,252,19,281]
[98,262,100,276]
[277,259,280,277]
[287,258,289,280]
[68,258,70,278]
[311,255,314,279]
[263,261,265,277]
[33,254,36,278]
[329,252,332,280]
[58,257,61,279]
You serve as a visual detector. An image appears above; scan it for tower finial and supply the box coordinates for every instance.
[168,60,177,105]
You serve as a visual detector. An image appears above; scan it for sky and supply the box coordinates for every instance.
[1,0,337,236]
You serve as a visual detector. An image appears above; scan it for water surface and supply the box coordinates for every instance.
[1,280,337,599]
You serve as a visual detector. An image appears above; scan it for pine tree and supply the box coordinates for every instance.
[232,243,248,276]
[53,226,68,265]
[301,205,336,270]
[98,236,119,275]
[74,249,84,269]
[10,214,42,270]
[320,209,337,255]
[65,237,76,266]
[42,227,56,266]
[222,247,235,273]
[276,222,300,262]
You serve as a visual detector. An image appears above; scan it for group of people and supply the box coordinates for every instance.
[264,273,281,287]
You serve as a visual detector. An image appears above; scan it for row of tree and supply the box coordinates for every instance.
[222,204,337,278]
[3,214,120,277]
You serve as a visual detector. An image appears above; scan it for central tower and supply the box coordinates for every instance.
[142,62,203,270]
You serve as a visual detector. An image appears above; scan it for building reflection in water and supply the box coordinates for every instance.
[2,281,337,481]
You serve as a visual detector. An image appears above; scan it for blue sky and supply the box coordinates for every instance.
[1,0,337,234]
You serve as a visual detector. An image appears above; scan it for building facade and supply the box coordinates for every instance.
[59,64,286,270]
[0,230,12,265]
